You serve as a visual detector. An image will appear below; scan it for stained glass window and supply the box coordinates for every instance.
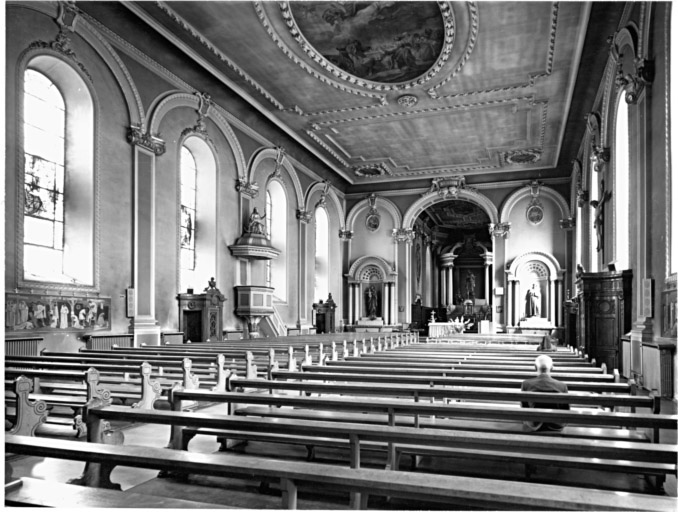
[23,70,66,281]
[180,146,197,272]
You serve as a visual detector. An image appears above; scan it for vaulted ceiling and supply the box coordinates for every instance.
[104,2,624,192]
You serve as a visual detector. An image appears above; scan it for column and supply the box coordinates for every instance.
[483,253,493,302]
[383,283,390,325]
[354,284,361,321]
[515,281,521,325]
[506,278,513,328]
[446,267,454,306]
[296,209,312,328]
[550,278,557,325]
[390,283,396,326]
[348,283,354,325]
[440,268,446,307]
[128,127,164,346]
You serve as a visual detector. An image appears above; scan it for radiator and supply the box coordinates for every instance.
[161,332,184,345]
[86,334,133,350]
[5,337,42,357]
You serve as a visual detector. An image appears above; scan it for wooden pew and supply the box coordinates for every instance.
[4,367,109,436]
[5,376,48,436]
[4,477,231,508]
[7,434,674,511]
[79,399,678,494]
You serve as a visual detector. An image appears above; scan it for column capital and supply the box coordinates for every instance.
[440,253,457,267]
[128,126,165,155]
[392,228,415,244]
[489,222,511,238]
[338,229,353,242]
[483,253,494,265]
[235,177,259,198]
[559,217,575,230]
[296,208,312,224]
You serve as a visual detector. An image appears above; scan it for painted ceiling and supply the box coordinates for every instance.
[115,2,621,190]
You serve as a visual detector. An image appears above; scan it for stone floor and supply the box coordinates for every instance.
[6,398,677,510]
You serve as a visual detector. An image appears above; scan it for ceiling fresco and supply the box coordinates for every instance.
[288,2,447,84]
[112,1,615,188]
[424,200,490,230]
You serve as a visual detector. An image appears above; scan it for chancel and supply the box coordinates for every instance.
[4,1,677,510]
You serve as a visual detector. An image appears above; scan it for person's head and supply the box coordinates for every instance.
[535,355,554,375]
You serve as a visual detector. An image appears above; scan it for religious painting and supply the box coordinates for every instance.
[289,2,445,83]
[5,291,111,333]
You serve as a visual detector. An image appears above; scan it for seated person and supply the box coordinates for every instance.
[520,355,569,432]
[536,329,559,351]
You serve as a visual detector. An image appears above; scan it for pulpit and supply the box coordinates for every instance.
[312,294,337,334]
[177,280,226,343]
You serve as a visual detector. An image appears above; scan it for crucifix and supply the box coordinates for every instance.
[590,179,611,253]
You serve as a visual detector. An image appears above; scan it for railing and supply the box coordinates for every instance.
[269,303,288,337]
[5,337,42,357]
[85,334,134,350]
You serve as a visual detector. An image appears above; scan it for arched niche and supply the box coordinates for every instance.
[505,251,566,330]
[345,256,397,327]
[439,238,494,307]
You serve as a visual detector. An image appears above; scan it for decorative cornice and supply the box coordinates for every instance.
[296,208,312,224]
[338,229,353,242]
[235,177,259,198]
[305,130,350,167]
[278,1,457,93]
[127,126,166,155]
[392,228,415,244]
[353,163,391,178]
[254,1,386,110]
[28,29,92,83]
[489,222,511,238]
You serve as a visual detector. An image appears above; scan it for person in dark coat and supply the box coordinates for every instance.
[520,355,569,431]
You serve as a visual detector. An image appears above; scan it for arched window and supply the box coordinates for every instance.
[614,96,630,270]
[314,206,329,302]
[22,57,95,287]
[179,137,216,292]
[180,146,197,289]
[265,181,287,300]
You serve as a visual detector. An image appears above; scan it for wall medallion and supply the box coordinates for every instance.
[365,193,381,232]
[526,204,544,225]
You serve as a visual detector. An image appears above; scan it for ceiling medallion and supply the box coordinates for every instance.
[282,1,455,90]
[353,163,390,178]
[504,148,542,165]
[397,94,418,107]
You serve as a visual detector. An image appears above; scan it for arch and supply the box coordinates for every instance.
[499,184,571,224]
[304,181,345,229]
[15,1,144,127]
[17,52,98,291]
[443,239,490,257]
[507,251,563,279]
[402,188,499,230]
[248,146,303,209]
[147,91,247,178]
[346,196,402,233]
[347,255,396,282]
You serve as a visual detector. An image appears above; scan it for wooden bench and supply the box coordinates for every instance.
[4,367,109,436]
[80,400,678,494]
[4,477,231,508]
[7,434,673,510]
[274,369,632,393]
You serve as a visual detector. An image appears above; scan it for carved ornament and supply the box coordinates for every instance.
[489,222,511,238]
[504,148,542,165]
[28,30,92,83]
[526,180,544,225]
[235,177,259,198]
[127,126,166,155]
[353,163,390,178]
[365,193,381,232]
[315,180,332,209]
[616,57,654,104]
[397,95,418,108]
[590,144,610,173]
[428,175,466,199]
[270,146,286,179]
[559,217,575,230]
[392,228,415,244]
[338,229,353,242]
[181,92,214,145]
[296,208,312,224]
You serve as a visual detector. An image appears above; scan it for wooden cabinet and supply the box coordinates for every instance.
[576,270,632,371]
[177,287,226,343]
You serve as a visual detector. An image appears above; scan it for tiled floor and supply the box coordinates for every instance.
[6,398,677,509]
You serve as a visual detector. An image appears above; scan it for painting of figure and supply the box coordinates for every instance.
[290,2,444,83]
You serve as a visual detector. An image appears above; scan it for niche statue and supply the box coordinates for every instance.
[366,285,378,320]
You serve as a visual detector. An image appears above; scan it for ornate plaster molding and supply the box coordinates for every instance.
[127,125,166,155]
[503,148,543,165]
[296,208,312,224]
[235,177,259,198]
[346,195,402,233]
[403,188,499,228]
[248,146,303,209]
[427,175,467,199]
[305,131,350,167]
[338,229,353,242]
[278,1,457,92]
[392,228,415,244]
[180,92,215,146]
[347,255,396,281]
[499,182,570,224]
[304,181,345,228]
[353,163,391,178]
[489,222,511,238]
[28,29,92,83]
